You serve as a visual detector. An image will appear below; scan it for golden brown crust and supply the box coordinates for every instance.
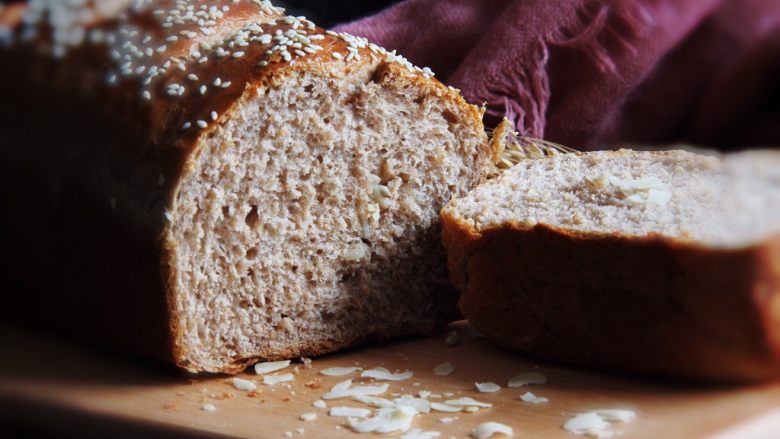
[442,214,780,383]
[1,1,489,373]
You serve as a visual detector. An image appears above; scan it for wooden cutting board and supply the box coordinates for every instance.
[1,321,779,439]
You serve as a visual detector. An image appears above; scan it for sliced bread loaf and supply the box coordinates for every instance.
[0,1,497,373]
[442,149,780,382]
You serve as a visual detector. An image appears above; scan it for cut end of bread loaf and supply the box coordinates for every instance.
[166,60,490,372]
[445,149,780,247]
[442,148,780,382]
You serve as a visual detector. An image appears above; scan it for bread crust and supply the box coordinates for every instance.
[441,211,780,382]
[0,1,490,373]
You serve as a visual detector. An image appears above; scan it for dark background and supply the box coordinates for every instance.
[0,0,400,28]
[277,0,398,27]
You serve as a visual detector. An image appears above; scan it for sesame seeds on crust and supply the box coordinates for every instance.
[7,0,436,134]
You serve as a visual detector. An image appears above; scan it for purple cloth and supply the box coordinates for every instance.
[336,0,780,150]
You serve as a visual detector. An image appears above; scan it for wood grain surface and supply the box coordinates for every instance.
[1,321,779,438]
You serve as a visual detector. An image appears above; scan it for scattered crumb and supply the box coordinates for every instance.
[301,357,313,368]
[445,331,459,346]
[247,391,262,398]
[475,382,501,393]
[264,373,295,385]
[296,428,305,435]
[430,403,462,413]
[320,366,361,377]
[163,401,181,411]
[433,362,455,377]
[563,409,636,437]
[304,381,322,389]
[201,403,216,412]
[439,416,458,424]
[507,372,547,388]
[519,391,548,404]
[345,405,417,433]
[361,367,414,381]
[401,429,442,439]
[283,432,293,438]
[312,400,327,409]
[444,397,493,409]
[471,421,513,439]
[329,406,371,418]
[254,360,291,375]
[300,413,317,422]
[231,377,258,391]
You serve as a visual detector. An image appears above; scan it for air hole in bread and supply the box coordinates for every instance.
[442,110,458,124]
[245,205,259,228]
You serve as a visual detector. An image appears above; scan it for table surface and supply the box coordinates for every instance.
[1,321,780,439]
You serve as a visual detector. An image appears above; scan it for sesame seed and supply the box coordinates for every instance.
[181,122,191,130]
[197,120,208,129]
[210,111,218,121]
[19,1,437,123]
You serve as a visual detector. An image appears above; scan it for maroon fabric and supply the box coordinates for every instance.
[336,0,780,150]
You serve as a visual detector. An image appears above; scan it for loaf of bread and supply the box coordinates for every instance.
[442,149,780,382]
[0,1,497,373]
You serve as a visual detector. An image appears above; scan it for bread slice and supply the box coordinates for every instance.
[0,1,497,373]
[442,149,780,382]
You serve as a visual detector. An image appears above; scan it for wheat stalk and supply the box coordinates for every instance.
[487,120,577,176]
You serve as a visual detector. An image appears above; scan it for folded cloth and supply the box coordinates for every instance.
[336,0,780,150]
